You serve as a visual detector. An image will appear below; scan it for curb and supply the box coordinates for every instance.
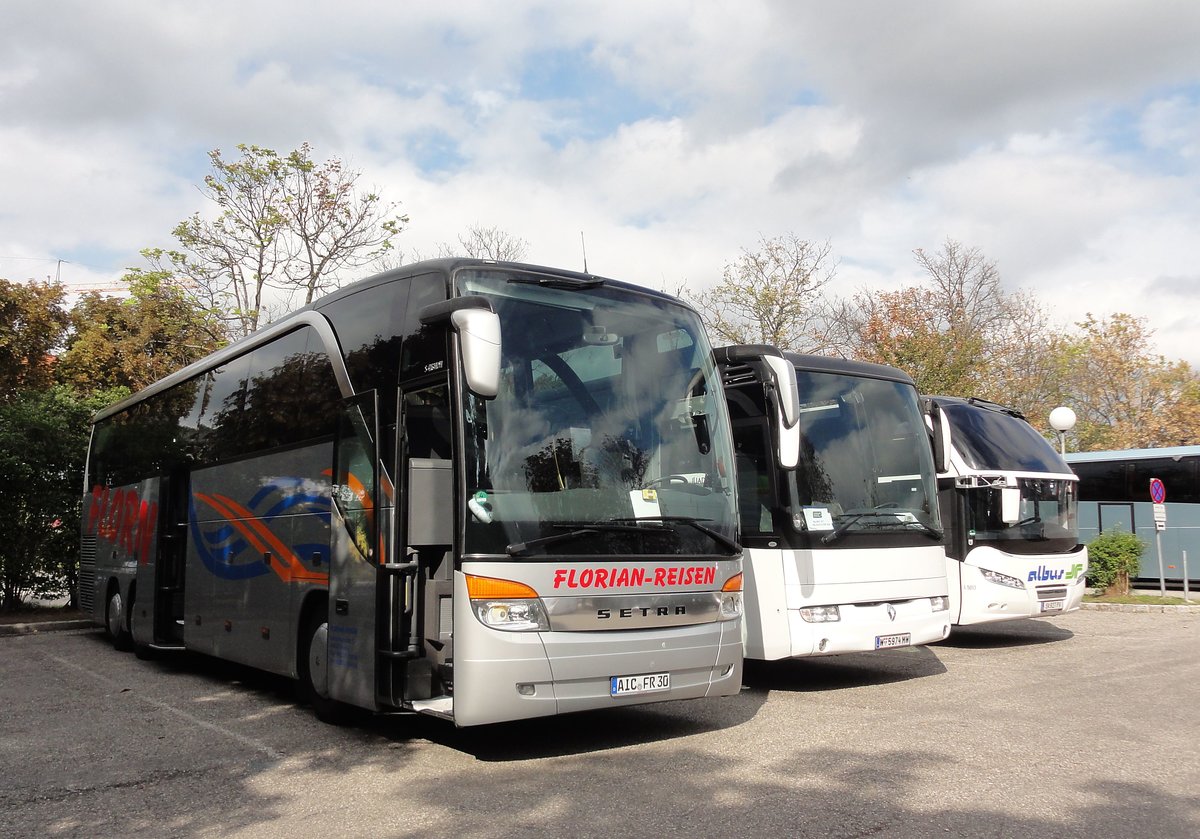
[0,620,95,638]
[1080,602,1199,614]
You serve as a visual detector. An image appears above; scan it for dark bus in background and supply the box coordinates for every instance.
[1066,446,1200,588]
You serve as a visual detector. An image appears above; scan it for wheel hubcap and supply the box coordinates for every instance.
[308,622,330,699]
[107,593,123,636]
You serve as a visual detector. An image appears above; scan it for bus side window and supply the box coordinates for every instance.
[404,385,452,461]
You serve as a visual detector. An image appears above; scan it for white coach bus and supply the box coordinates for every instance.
[718,349,950,659]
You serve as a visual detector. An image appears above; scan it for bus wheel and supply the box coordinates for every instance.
[298,609,349,724]
[105,588,132,651]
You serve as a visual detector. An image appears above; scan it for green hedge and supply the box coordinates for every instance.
[1087,529,1146,593]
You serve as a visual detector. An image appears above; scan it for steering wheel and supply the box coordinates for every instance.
[645,475,693,488]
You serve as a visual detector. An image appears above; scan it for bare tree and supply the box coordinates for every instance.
[686,234,838,352]
[437,224,530,262]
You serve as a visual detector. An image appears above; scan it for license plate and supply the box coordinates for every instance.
[1040,600,1064,612]
[875,633,911,649]
[610,672,670,696]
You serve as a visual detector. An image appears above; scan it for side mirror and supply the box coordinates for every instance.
[452,309,501,398]
[714,344,800,470]
[923,399,951,474]
[761,353,800,470]
[1001,486,1021,525]
[420,296,502,399]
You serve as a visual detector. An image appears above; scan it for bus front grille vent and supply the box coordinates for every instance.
[1037,586,1068,600]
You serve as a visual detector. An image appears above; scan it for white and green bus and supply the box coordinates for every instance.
[81,259,784,726]
[923,396,1087,625]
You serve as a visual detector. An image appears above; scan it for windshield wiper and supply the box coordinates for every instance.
[508,275,604,290]
[820,511,927,545]
[505,523,646,557]
[606,516,741,554]
[902,519,944,540]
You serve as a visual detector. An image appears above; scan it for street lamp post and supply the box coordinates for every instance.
[1049,406,1077,457]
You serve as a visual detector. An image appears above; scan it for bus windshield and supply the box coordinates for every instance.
[964,478,1079,554]
[457,269,736,557]
[790,371,941,547]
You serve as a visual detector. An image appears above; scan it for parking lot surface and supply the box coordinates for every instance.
[2,610,1197,838]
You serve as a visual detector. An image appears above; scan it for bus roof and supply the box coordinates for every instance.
[783,353,916,386]
[1064,445,1200,463]
[90,259,685,424]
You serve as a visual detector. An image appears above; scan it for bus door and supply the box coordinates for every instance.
[394,380,455,708]
[153,468,188,646]
[329,391,388,710]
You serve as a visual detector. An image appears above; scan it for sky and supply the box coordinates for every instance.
[3,1,1200,365]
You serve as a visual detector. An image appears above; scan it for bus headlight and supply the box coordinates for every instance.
[720,572,743,619]
[466,574,549,631]
[930,595,949,612]
[980,568,1024,589]
[799,605,840,623]
[474,600,549,632]
[719,592,743,620]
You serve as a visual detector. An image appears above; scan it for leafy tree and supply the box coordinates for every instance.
[57,270,228,394]
[154,143,407,337]
[837,285,986,394]
[0,386,121,611]
[1059,313,1200,450]
[0,279,70,400]
[834,239,1063,417]
[437,224,530,262]
[687,234,838,351]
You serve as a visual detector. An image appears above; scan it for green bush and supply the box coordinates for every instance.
[1086,529,1146,594]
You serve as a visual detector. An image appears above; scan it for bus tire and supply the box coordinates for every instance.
[298,607,350,724]
[105,585,133,651]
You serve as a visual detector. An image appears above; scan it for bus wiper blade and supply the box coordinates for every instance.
[507,528,597,557]
[505,523,646,557]
[606,516,741,554]
[508,276,604,290]
[820,511,901,545]
[904,520,944,540]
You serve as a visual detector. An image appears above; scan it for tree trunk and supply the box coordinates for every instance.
[1104,570,1130,597]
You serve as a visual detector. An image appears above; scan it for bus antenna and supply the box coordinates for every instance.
[580,231,589,274]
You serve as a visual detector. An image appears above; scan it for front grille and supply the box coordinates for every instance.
[1037,586,1068,600]
[78,535,97,613]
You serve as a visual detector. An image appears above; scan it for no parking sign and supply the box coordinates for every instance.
[1150,478,1166,531]
[1150,477,1166,504]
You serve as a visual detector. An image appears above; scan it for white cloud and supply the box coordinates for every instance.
[3,0,1200,371]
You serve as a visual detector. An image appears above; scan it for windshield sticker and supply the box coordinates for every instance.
[630,488,662,518]
[801,506,835,531]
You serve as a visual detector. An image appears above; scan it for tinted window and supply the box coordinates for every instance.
[942,401,1068,473]
[399,273,449,381]
[295,327,343,441]
[242,329,310,450]
[199,354,250,462]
